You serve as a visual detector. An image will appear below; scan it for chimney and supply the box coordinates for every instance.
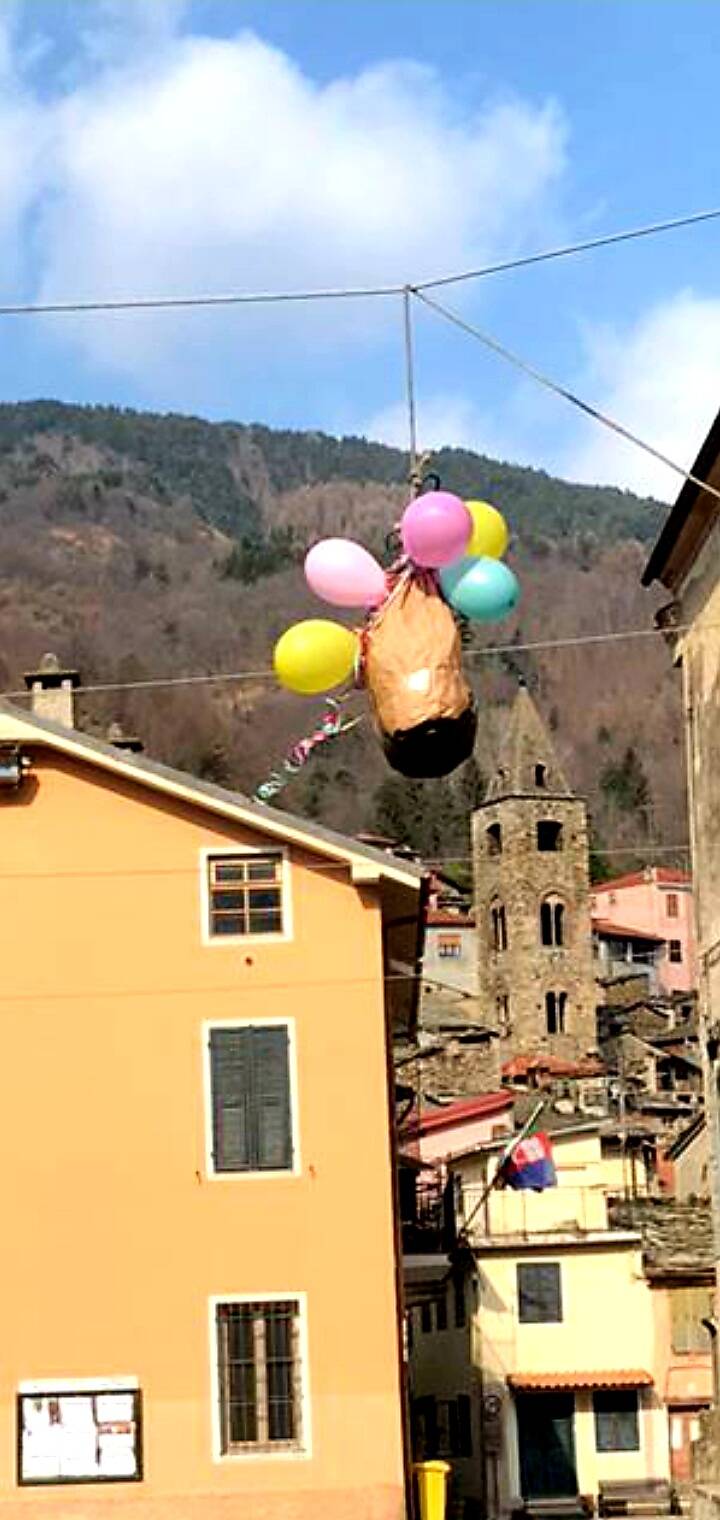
[107,721,144,755]
[23,653,80,729]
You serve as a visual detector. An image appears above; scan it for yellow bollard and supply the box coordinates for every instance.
[413,1459,451,1520]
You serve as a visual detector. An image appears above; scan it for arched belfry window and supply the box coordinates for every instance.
[540,896,565,948]
[546,991,567,1034]
[491,901,507,953]
[487,823,502,857]
[535,763,547,788]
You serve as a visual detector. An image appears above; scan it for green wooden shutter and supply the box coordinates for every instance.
[210,1028,253,1171]
[252,1027,293,1171]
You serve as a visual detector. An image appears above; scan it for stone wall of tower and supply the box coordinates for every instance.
[472,794,598,1061]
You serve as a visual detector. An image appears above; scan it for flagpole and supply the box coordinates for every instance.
[459,1100,546,1241]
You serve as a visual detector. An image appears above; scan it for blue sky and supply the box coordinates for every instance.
[2,0,720,497]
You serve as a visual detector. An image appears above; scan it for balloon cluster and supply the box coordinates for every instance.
[273,491,520,696]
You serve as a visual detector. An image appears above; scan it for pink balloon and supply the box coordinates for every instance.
[304,537,387,609]
[401,492,473,568]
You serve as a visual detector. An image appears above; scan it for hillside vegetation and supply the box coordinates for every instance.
[0,400,684,875]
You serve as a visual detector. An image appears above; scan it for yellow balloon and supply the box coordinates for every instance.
[274,619,358,695]
[465,499,509,559]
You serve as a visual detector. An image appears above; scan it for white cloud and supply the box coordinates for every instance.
[364,393,509,457]
[560,291,720,501]
[0,7,568,391]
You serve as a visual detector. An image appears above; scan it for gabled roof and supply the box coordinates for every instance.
[483,682,573,803]
[400,1091,513,1137]
[594,867,691,892]
[0,702,424,891]
[643,403,720,590]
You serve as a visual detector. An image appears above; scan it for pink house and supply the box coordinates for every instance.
[400,1091,514,1166]
[591,866,696,994]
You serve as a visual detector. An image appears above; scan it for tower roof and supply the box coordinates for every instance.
[484,683,573,801]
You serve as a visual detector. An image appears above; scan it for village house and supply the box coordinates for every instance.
[609,1198,714,1492]
[591,869,697,996]
[642,407,720,1501]
[409,1123,677,1519]
[0,664,425,1520]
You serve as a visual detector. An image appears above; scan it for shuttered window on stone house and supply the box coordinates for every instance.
[670,1285,714,1353]
[209,1025,293,1173]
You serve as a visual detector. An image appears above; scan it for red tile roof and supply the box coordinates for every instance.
[502,1054,606,1080]
[592,918,665,943]
[594,867,691,892]
[426,910,475,927]
[400,1091,513,1136]
[508,1371,652,1392]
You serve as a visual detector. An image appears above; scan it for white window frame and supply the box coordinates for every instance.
[202,1018,301,1180]
[199,845,293,947]
[208,1293,312,1462]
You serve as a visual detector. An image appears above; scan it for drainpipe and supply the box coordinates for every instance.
[702,1317,719,1406]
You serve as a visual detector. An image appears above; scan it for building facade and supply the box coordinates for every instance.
[592,868,697,995]
[410,1128,671,1518]
[472,684,597,1061]
[0,694,423,1520]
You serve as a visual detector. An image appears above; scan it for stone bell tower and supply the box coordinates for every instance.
[472,683,597,1060]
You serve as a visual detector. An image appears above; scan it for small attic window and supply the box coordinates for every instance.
[535,763,547,788]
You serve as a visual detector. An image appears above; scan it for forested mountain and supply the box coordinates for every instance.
[0,400,685,877]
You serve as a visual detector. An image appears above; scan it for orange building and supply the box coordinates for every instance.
[0,681,424,1520]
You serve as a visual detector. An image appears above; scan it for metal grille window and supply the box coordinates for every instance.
[517,1262,562,1323]
[209,1025,293,1173]
[208,853,283,937]
[593,1390,640,1452]
[216,1301,304,1453]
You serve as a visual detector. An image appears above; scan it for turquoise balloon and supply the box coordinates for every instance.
[440,556,521,622]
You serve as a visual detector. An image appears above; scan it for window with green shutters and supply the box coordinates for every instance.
[209,1025,294,1174]
[670,1286,714,1353]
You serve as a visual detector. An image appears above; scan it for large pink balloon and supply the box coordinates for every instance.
[401,491,472,568]
[305,537,387,608]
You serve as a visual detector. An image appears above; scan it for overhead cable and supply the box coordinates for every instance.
[0,204,718,317]
[0,621,689,703]
[412,287,720,508]
[414,205,720,292]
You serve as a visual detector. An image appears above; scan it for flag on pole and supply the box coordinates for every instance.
[502,1131,556,1191]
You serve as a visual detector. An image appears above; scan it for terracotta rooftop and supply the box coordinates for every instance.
[426,910,475,928]
[594,867,691,892]
[400,1091,513,1137]
[592,918,665,943]
[508,1371,652,1392]
[503,1054,605,1080]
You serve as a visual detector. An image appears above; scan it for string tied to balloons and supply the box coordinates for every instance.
[254,696,362,804]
